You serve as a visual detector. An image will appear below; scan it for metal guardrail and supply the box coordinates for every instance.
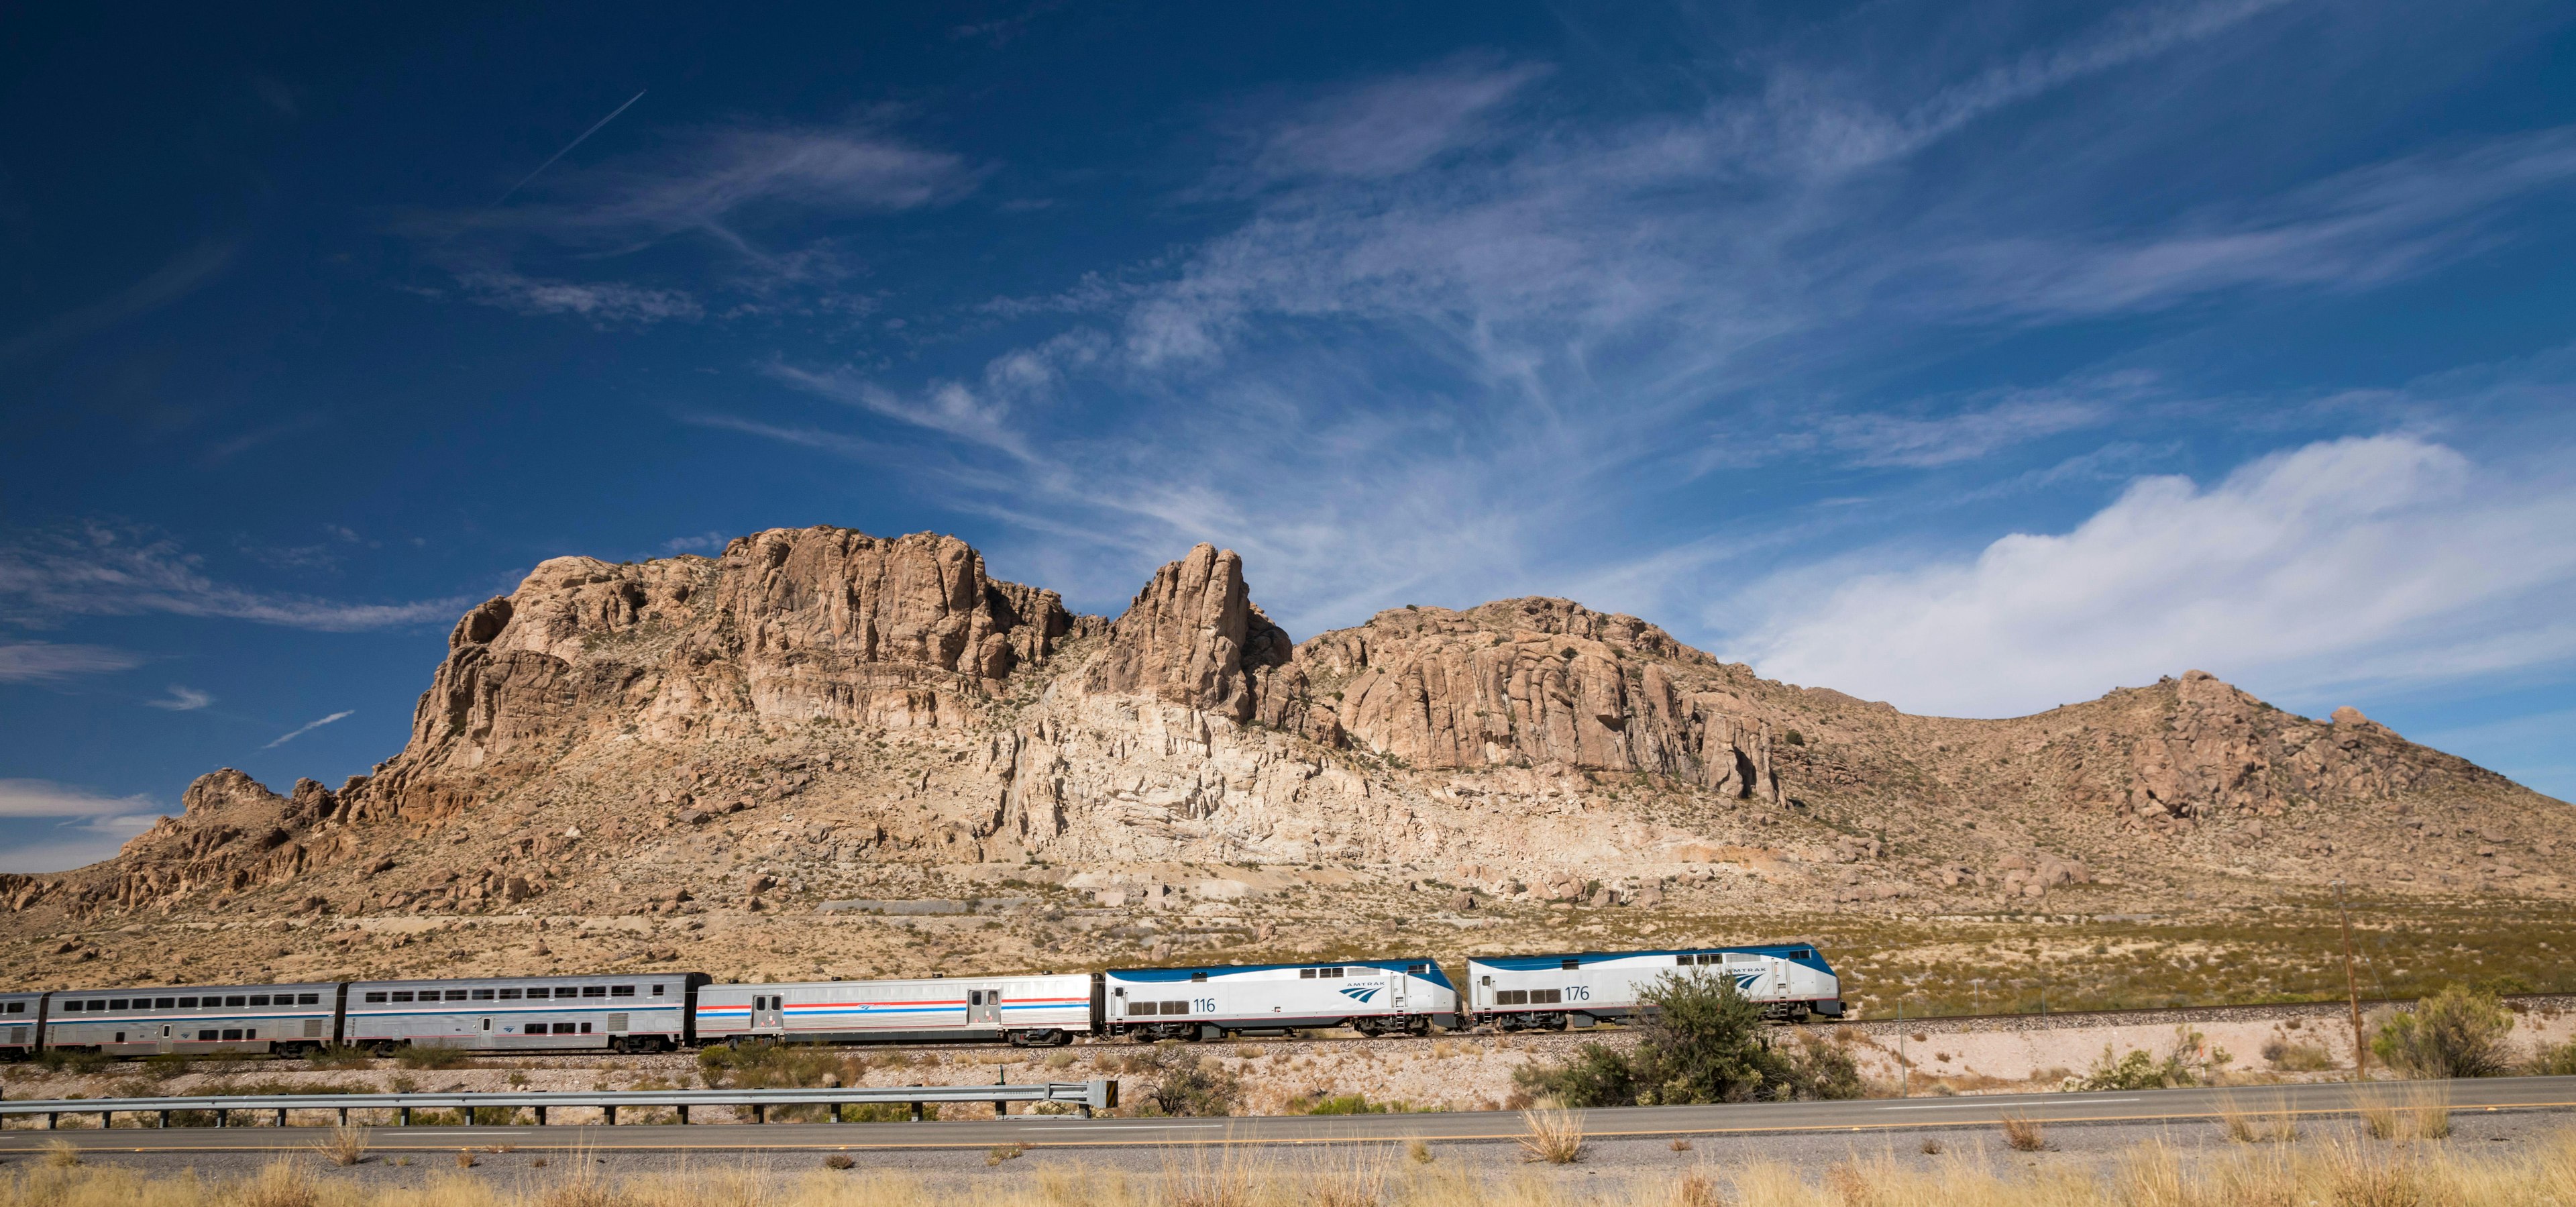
[0,1080,1118,1129]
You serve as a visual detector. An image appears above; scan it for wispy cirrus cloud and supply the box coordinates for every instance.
[144,685,213,711]
[0,641,144,683]
[0,526,464,631]
[0,780,168,873]
[262,710,353,749]
[0,240,237,364]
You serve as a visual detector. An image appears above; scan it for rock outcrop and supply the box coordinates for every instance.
[3,524,2567,943]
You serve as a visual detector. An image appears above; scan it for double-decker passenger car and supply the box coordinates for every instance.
[1,993,42,1058]
[1466,945,1842,1029]
[696,974,1093,1047]
[34,982,341,1057]
[1103,959,1459,1040]
[343,974,704,1053]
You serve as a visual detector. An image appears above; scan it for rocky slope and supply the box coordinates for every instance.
[2,525,2567,988]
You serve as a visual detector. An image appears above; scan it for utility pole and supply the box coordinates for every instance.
[1898,998,1908,1098]
[2337,880,2368,1082]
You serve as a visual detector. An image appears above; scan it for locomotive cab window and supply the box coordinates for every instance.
[1560,959,1580,971]
[1189,972,1207,983]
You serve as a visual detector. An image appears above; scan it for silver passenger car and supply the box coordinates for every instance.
[344,973,704,1053]
[698,974,1094,1047]
[1,992,42,1057]
[38,982,340,1057]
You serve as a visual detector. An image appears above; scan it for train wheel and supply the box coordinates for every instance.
[370,1041,398,1058]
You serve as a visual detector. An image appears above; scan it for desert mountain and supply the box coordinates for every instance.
[3,525,2567,987]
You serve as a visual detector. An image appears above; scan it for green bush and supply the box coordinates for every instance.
[392,1045,470,1070]
[2529,1039,2576,1077]
[696,1039,861,1089]
[838,1102,940,1122]
[1127,1043,1242,1117]
[1295,1093,1408,1114]
[1511,970,1862,1107]
[36,1048,111,1075]
[306,1045,374,1069]
[2373,985,2514,1079]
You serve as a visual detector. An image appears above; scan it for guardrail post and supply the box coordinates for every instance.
[751,1104,765,1124]
[676,1105,688,1125]
[337,1108,349,1126]
[275,1108,288,1128]
[994,1067,1007,1118]
[535,1105,547,1126]
[101,1110,112,1130]
[464,1106,476,1129]
[398,1106,411,1126]
[909,1102,922,1122]
[602,1104,616,1126]
[215,1109,227,1129]
[160,1110,172,1128]
[46,1112,57,1130]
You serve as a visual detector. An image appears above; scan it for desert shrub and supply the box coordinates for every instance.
[306,1045,374,1070]
[392,1045,470,1070]
[36,1048,111,1075]
[1128,1043,1241,1117]
[696,1039,859,1088]
[2373,984,2514,1079]
[1295,1093,1407,1114]
[2072,1027,2226,1091]
[2261,1034,2339,1071]
[2531,1038,2576,1076]
[838,1102,939,1122]
[1513,969,1861,1107]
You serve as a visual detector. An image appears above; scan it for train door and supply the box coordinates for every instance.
[1389,974,1409,1013]
[478,1016,496,1049]
[967,988,1002,1030]
[159,1024,175,1055]
[1474,976,1493,1010]
[1771,957,1790,999]
[751,995,786,1033]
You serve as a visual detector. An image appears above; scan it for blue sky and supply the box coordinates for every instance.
[5,0,2574,871]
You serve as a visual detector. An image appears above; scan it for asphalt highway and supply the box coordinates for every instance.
[5,1076,2572,1154]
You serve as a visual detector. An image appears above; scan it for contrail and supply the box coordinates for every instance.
[492,89,647,207]
[263,710,354,749]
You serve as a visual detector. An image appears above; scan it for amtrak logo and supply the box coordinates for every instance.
[1338,986,1381,1004]
[1732,973,1764,992]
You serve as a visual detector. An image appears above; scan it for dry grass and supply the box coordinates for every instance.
[986,1145,1026,1167]
[1999,1112,2047,1152]
[2217,1092,2300,1144]
[455,1149,478,1169]
[1,1126,2573,1206]
[1517,1103,1587,1165]
[40,1140,80,1169]
[1407,1138,1434,1165]
[823,1154,856,1171]
[2356,1082,2453,1141]
[313,1124,371,1166]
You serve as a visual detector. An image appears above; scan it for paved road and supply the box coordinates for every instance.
[5,1076,2571,1154]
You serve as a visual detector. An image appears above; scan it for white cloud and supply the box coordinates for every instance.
[1729,435,2576,717]
[0,525,465,631]
[0,778,161,819]
[263,710,354,749]
[0,641,144,682]
[452,270,703,323]
[1238,58,1550,184]
[144,684,213,711]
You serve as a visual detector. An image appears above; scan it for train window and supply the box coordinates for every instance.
[110,999,129,1010]
[580,1022,592,1033]
[1496,990,1528,1006]
[1318,967,1344,979]
[1560,959,1580,971]
[152,998,171,1008]
[1408,964,1430,976]
[551,1022,578,1035]
[198,1029,218,1041]
[246,1029,257,1039]
[610,986,635,998]
[1532,989,1564,1004]
[1299,969,1316,979]
[1675,955,1691,966]
[178,997,198,1008]
[363,992,387,1004]
[390,992,415,1003]
[222,1029,243,1041]
[650,985,665,996]
[3,1002,19,1014]
[299,994,321,1006]
[968,991,983,1005]
[225,996,246,1007]
[61,1001,83,1013]
[1189,972,1207,983]
[472,989,496,1001]
[498,988,522,1000]
[582,986,606,998]
[249,995,271,1006]
[445,990,470,1002]
[1791,949,1813,961]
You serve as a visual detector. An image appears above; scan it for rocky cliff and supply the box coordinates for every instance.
[3,525,2567,986]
